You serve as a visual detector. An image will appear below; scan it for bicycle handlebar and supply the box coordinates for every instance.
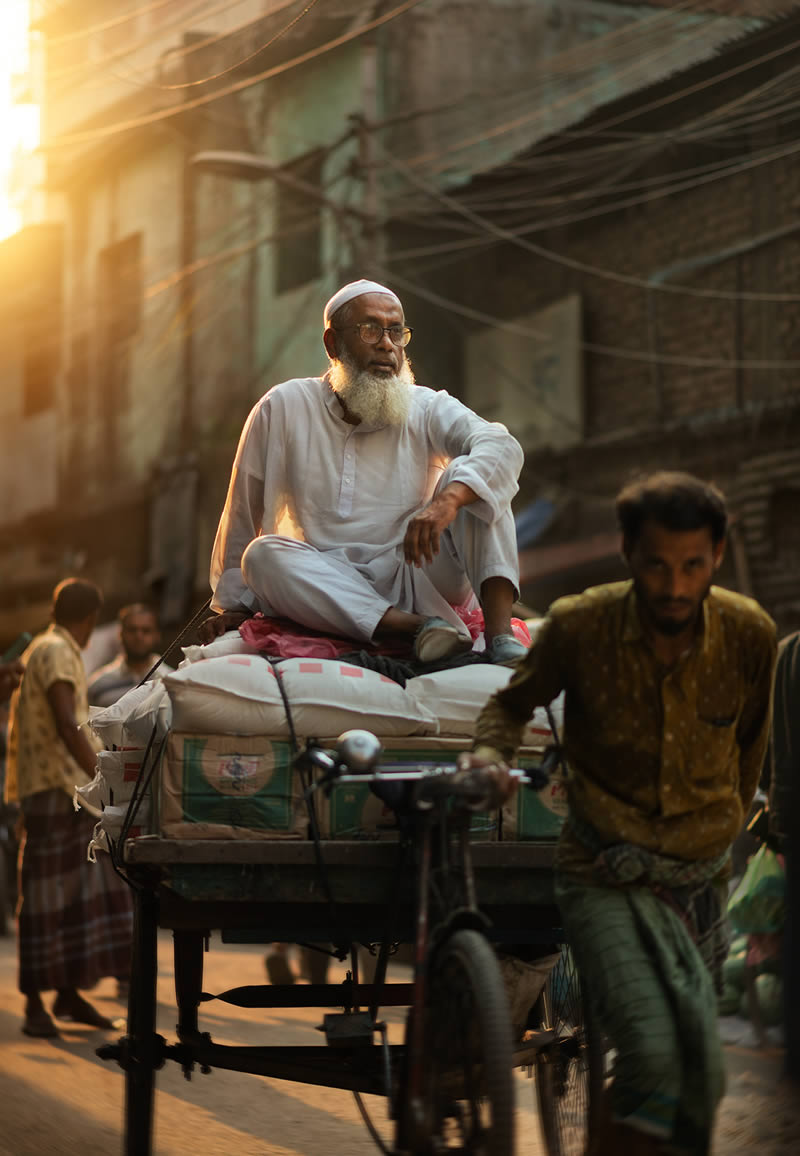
[295,730,562,796]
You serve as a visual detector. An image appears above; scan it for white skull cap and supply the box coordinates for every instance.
[323,279,402,327]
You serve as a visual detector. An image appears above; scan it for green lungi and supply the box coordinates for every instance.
[555,872,726,1155]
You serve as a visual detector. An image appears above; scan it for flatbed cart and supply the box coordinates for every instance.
[99,736,606,1156]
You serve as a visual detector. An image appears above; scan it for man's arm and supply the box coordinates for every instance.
[737,622,778,815]
[460,614,567,797]
[425,393,524,524]
[204,399,273,641]
[403,392,523,568]
[47,681,98,778]
[404,481,477,568]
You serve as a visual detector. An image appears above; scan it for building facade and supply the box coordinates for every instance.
[0,1,789,643]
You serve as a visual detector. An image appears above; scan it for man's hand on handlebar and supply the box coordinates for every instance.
[197,610,250,645]
[456,748,519,808]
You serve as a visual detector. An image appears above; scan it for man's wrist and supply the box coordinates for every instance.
[437,482,477,512]
[472,743,508,765]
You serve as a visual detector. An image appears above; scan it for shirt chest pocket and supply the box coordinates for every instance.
[690,693,741,786]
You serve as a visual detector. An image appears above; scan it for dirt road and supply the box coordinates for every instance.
[0,931,546,1155]
[0,928,795,1155]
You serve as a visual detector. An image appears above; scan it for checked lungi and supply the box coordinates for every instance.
[555,823,730,1156]
[17,788,133,993]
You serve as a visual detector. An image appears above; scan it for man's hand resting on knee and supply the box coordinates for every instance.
[404,482,478,567]
[198,610,250,645]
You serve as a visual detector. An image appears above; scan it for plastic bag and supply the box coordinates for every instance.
[727,845,785,934]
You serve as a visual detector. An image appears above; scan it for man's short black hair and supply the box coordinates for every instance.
[52,578,103,625]
[616,471,728,547]
[118,602,157,628]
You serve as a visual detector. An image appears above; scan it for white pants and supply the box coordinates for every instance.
[241,470,519,644]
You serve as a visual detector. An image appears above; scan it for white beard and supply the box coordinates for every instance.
[328,352,415,427]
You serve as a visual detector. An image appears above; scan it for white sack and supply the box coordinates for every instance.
[87,800,152,859]
[123,681,172,747]
[405,665,563,743]
[98,799,152,835]
[96,748,149,802]
[89,680,171,748]
[181,629,258,665]
[278,657,439,737]
[164,654,438,737]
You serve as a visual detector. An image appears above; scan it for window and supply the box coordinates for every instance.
[96,234,142,434]
[275,150,323,294]
[22,321,56,416]
[98,233,142,344]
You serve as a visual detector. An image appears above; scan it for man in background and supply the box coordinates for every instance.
[5,579,133,1037]
[88,603,172,707]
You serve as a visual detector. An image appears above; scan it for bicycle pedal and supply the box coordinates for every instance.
[318,1011,375,1047]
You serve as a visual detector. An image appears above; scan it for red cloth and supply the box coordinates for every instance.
[239,609,531,660]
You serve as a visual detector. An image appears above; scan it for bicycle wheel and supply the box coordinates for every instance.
[405,928,514,1154]
[534,947,605,1156]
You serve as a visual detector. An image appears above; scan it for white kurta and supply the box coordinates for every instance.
[210,376,524,641]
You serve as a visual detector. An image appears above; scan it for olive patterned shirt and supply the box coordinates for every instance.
[474,581,777,872]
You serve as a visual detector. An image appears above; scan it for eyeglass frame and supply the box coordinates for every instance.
[331,322,413,347]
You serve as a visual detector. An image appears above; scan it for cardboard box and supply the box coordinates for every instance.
[161,733,307,839]
[502,752,568,840]
[315,737,498,841]
[159,732,558,841]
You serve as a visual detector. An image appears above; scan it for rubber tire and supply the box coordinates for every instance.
[534,947,605,1156]
[409,928,515,1154]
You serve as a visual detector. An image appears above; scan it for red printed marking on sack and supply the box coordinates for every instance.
[299,662,324,673]
[228,657,252,666]
[340,666,363,677]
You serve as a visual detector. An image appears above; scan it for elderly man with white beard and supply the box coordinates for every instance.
[199,279,527,665]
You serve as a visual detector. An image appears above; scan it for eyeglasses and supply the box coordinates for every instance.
[333,322,413,347]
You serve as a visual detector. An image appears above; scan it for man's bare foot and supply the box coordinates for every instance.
[52,990,116,1029]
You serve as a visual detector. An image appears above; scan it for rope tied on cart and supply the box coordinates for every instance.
[271,661,347,958]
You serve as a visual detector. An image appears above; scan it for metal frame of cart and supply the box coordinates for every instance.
[102,834,605,1156]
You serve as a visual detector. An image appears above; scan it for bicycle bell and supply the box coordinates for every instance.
[336,729,383,773]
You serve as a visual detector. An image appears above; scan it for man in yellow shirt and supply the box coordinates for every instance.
[467,472,776,1156]
[5,579,133,1038]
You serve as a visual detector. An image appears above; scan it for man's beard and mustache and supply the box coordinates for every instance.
[328,350,415,426]
[635,578,713,637]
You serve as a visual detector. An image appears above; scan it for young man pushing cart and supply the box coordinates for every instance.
[464,472,777,1156]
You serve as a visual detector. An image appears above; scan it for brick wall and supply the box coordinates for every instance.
[390,27,800,627]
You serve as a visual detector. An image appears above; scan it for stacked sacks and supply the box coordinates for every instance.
[76,680,171,855]
[164,655,438,737]
[404,667,567,840]
[158,655,438,839]
[92,644,566,843]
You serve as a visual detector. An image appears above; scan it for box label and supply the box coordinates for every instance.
[180,737,294,830]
